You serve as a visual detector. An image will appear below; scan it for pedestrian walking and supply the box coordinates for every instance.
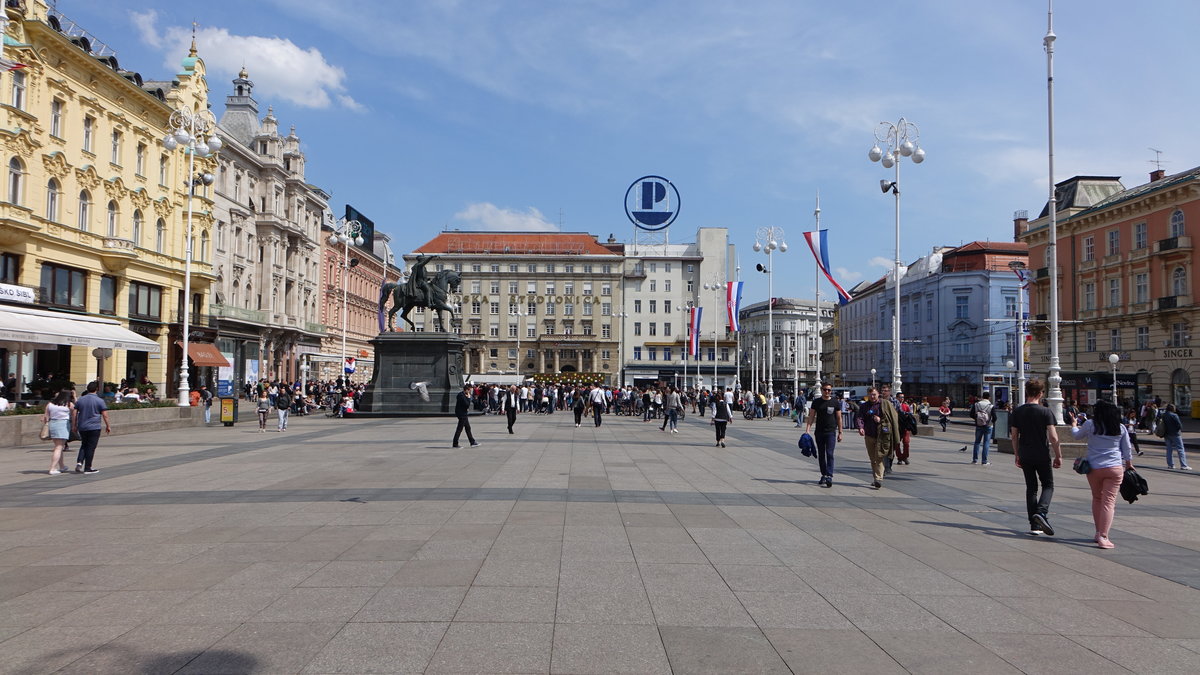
[711,396,732,447]
[1069,400,1134,549]
[1159,404,1191,470]
[1124,410,1144,456]
[805,382,842,487]
[276,386,292,431]
[894,392,916,465]
[572,387,586,427]
[43,390,74,474]
[1009,379,1062,536]
[502,385,519,434]
[589,384,606,427]
[971,392,995,465]
[72,382,110,474]
[201,385,213,424]
[663,386,681,433]
[452,384,480,447]
[256,390,270,432]
[938,401,951,432]
[857,386,900,489]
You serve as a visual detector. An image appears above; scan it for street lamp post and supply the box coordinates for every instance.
[702,276,724,391]
[617,311,629,387]
[753,228,786,401]
[1043,1,1065,423]
[161,108,222,406]
[328,219,363,384]
[1009,260,1028,406]
[1006,359,1015,404]
[869,117,925,399]
[1108,353,1119,402]
[870,368,877,390]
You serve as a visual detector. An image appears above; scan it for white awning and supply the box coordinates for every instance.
[0,304,161,353]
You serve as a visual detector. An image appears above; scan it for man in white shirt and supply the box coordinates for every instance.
[588,385,607,427]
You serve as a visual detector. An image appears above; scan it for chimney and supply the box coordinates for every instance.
[1150,169,1166,182]
[1012,210,1029,241]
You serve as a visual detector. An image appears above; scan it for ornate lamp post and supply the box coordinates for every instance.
[1108,353,1119,402]
[753,228,786,400]
[869,117,925,399]
[1009,260,1028,406]
[328,219,363,383]
[870,367,877,390]
[1043,2,1065,423]
[162,109,222,406]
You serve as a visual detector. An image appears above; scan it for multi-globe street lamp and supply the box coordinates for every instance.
[753,228,786,400]
[161,108,222,406]
[1043,5,1065,423]
[702,274,725,391]
[328,219,363,383]
[869,118,925,399]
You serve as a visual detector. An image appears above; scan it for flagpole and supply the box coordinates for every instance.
[814,192,822,391]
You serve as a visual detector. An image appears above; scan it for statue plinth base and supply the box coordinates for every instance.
[357,332,466,416]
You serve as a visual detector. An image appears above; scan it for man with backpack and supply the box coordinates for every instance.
[971,392,996,465]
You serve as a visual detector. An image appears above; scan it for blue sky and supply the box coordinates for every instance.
[67,1,1200,303]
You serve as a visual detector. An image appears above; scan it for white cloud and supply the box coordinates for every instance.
[129,10,359,111]
[452,203,558,232]
[834,266,862,283]
[868,256,892,269]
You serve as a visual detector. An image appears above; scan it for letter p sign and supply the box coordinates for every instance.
[625,175,680,231]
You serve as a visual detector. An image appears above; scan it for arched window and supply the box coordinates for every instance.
[200,231,209,262]
[1170,209,1186,238]
[244,283,253,309]
[46,178,61,221]
[1173,266,1187,297]
[155,218,165,253]
[132,209,143,246]
[231,281,239,307]
[7,157,24,205]
[77,190,91,230]
[106,200,119,237]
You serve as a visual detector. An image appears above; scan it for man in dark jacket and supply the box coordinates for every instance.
[453,384,480,448]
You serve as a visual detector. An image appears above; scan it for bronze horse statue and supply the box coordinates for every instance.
[379,269,462,332]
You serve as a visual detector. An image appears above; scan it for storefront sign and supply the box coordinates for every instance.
[0,283,34,304]
[1163,348,1193,359]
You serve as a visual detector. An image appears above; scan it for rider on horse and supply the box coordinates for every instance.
[404,254,437,306]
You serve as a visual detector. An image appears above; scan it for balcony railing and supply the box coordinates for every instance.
[1154,236,1193,253]
[102,237,136,252]
[170,311,219,328]
[211,303,267,324]
[305,322,327,335]
[1157,295,1193,311]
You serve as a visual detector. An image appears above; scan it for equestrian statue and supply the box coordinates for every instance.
[379,254,462,332]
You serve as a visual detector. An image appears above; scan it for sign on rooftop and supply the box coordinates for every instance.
[625,175,679,231]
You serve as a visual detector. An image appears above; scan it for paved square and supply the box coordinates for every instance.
[2,409,1199,673]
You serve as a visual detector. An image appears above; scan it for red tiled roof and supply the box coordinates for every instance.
[414,232,621,256]
[947,241,1028,255]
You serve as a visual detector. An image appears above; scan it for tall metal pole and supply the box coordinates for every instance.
[892,157,902,398]
[1044,0,1064,424]
[179,143,195,406]
[735,260,742,392]
[814,193,822,390]
[1017,281,1026,405]
[340,240,349,382]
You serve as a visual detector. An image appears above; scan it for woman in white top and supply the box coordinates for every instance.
[43,390,74,474]
[1069,400,1134,549]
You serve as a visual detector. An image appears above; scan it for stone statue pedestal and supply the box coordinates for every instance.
[357,333,466,416]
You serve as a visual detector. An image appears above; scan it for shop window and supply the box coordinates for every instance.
[40,263,87,309]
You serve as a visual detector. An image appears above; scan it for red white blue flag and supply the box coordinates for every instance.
[726,281,743,332]
[344,357,357,374]
[803,230,854,305]
[688,306,703,357]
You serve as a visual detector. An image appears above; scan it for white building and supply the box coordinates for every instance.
[739,298,837,397]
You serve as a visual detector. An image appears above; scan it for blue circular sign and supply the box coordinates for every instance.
[625,175,680,231]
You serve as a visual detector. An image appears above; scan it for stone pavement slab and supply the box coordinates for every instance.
[1,409,1199,672]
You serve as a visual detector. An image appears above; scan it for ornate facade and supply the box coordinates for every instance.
[210,69,327,387]
[0,1,216,397]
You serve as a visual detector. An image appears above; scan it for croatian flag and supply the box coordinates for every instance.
[726,281,743,332]
[688,307,703,357]
[344,357,357,374]
[803,230,854,305]
[1012,266,1030,287]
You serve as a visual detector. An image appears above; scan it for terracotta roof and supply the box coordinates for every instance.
[414,232,621,256]
[945,241,1029,255]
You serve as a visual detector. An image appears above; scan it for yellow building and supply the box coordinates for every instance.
[0,1,221,400]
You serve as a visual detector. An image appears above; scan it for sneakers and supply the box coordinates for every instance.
[871,481,882,490]
[48,469,61,475]
[971,460,978,464]
[1028,528,1043,536]
[452,444,461,448]
[83,468,100,474]
[1096,534,1115,549]
[671,429,678,434]
[75,463,83,473]
[981,462,991,466]
[470,442,481,448]
[1032,513,1054,536]
[720,441,726,448]
[1182,466,1194,471]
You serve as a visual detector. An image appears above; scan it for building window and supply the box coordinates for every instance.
[601,302,611,316]
[1082,236,1094,262]
[633,322,641,336]
[1107,278,1120,307]
[132,209,143,245]
[649,280,656,292]
[527,281,536,294]
[489,302,499,314]
[601,283,611,296]
[564,282,574,295]
[1085,330,1096,352]
[544,322,553,335]
[633,347,642,360]
[707,347,716,361]
[582,302,592,316]
[528,264,536,273]
[687,279,693,293]
[664,322,672,336]
[633,299,641,313]
[509,264,518,273]
[546,264,555,273]
[83,116,95,153]
[648,322,656,336]
[99,275,116,315]
[1083,282,1095,310]
[954,295,968,319]
[664,300,672,314]
[1005,333,1016,357]
[564,264,574,273]
[10,69,25,109]
[45,178,60,221]
[601,324,611,339]
[721,347,730,361]
[49,99,63,137]
[1135,273,1149,304]
[7,157,23,205]
[664,280,672,292]
[41,263,87,309]
[1134,222,1147,250]
[1172,322,1188,347]
[0,252,17,284]
[106,200,119,237]
[110,130,122,165]
[489,281,499,294]
[1107,229,1119,257]
[1170,210,1186,238]
[489,325,499,337]
[663,347,672,361]
[527,301,536,315]
[648,347,656,361]
[155,218,165,253]
[1136,326,1149,350]
[469,281,481,294]
[583,282,592,296]
[490,263,499,273]
[1173,267,1187,296]
[135,143,146,175]
[926,299,933,321]
[200,231,209,262]
[1110,328,1121,351]
[649,300,656,313]
[159,155,168,184]
[546,281,555,295]
[527,326,535,338]
[546,301,555,316]
[508,281,518,294]
[469,301,480,315]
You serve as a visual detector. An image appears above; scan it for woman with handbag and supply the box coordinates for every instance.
[1069,399,1134,549]
[43,390,74,474]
